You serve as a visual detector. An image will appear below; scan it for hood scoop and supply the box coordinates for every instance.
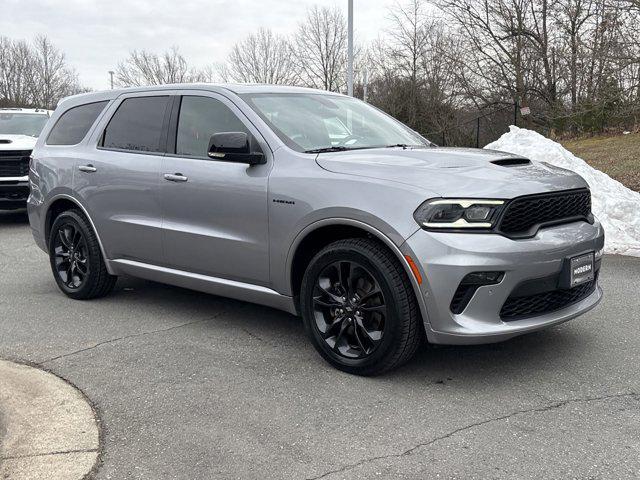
[0,139,12,144]
[491,158,531,167]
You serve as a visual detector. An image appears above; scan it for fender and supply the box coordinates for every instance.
[44,193,116,275]
[285,217,432,329]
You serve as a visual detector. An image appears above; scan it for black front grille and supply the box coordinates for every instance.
[500,276,597,321]
[498,189,591,238]
[0,186,29,200]
[0,150,31,177]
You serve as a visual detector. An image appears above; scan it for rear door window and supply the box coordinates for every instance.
[47,101,109,145]
[102,96,170,153]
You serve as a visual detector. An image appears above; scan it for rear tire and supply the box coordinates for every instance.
[300,238,423,375]
[48,210,117,300]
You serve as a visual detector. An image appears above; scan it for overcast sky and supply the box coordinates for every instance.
[1,0,394,90]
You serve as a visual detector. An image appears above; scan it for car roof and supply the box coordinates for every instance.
[0,107,51,115]
[218,84,339,95]
[108,83,339,95]
[57,83,344,109]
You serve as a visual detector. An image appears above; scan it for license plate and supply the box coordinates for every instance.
[569,252,595,287]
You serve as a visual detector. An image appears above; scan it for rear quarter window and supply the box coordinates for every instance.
[46,101,109,146]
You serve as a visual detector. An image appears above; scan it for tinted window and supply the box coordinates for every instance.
[103,96,170,152]
[176,96,250,157]
[47,101,108,145]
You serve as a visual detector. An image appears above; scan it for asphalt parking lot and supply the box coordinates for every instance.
[1,209,639,480]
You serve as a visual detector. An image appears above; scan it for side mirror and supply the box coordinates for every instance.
[207,132,265,165]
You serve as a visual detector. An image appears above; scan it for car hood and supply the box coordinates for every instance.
[315,147,588,198]
[0,134,38,151]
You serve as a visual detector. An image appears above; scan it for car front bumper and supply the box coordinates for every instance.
[402,219,605,345]
[0,177,29,210]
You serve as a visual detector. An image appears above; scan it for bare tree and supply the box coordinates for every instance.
[0,37,34,107]
[384,0,432,124]
[365,1,461,139]
[0,35,84,109]
[3,2,636,137]
[387,1,430,82]
[194,64,223,83]
[621,0,640,10]
[556,0,596,110]
[435,0,536,109]
[30,35,83,109]
[115,47,207,87]
[224,28,298,84]
[293,6,348,91]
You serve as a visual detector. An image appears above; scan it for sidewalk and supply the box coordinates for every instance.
[0,360,100,480]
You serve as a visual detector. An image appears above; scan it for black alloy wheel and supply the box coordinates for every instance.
[301,238,424,376]
[312,260,386,359]
[48,210,117,300]
[52,222,89,290]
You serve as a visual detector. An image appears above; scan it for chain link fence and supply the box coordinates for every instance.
[426,103,522,148]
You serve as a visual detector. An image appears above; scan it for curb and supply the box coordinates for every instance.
[0,359,100,479]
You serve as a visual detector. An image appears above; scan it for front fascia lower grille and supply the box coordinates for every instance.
[500,273,598,321]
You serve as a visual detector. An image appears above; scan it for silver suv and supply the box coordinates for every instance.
[28,84,604,375]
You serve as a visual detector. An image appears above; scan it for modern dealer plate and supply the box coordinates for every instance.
[569,252,595,287]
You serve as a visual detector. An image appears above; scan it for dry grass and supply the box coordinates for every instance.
[562,133,640,192]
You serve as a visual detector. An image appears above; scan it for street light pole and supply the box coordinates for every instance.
[108,71,115,90]
[363,68,368,102]
[347,0,354,96]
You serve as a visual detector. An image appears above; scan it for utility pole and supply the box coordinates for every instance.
[108,71,115,90]
[347,0,354,96]
[363,68,368,102]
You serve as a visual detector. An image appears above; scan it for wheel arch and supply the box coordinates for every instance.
[287,218,430,329]
[44,194,114,274]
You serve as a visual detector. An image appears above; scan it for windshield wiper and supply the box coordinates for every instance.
[305,144,426,154]
[304,146,355,154]
[385,143,410,149]
[385,143,436,149]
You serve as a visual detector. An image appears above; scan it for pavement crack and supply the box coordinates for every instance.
[305,392,639,480]
[1,447,98,460]
[37,312,226,365]
[239,326,278,348]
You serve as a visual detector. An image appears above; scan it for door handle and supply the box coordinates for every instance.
[78,164,97,173]
[163,173,188,182]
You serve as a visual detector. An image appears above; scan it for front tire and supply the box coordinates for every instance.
[48,210,117,300]
[300,238,423,375]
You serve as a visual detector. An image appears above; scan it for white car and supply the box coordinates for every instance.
[0,108,51,209]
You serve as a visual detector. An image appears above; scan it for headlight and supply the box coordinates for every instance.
[414,199,505,230]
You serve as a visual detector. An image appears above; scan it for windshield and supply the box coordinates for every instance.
[240,93,430,153]
[0,113,49,137]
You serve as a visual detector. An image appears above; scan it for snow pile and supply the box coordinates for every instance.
[485,126,640,257]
